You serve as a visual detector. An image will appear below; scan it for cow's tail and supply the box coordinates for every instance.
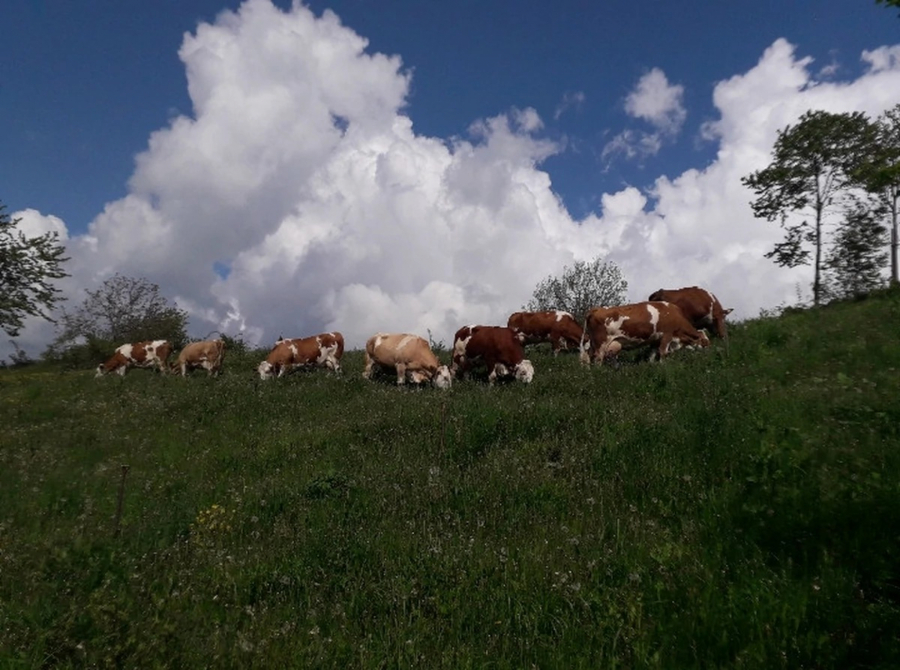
[579,314,591,365]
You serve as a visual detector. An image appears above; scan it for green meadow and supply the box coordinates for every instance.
[2,289,900,668]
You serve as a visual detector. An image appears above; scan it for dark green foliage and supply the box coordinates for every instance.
[824,196,888,299]
[742,110,878,305]
[857,104,900,284]
[3,288,900,667]
[0,202,70,337]
[219,332,250,356]
[877,0,900,13]
[525,255,628,321]
[46,274,189,365]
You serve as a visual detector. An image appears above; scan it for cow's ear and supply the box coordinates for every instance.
[724,308,734,316]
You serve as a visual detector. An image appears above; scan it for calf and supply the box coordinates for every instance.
[257,332,344,379]
[96,340,173,377]
[363,333,452,389]
[647,286,732,339]
[173,339,226,377]
[452,325,534,384]
[507,310,583,355]
[580,301,710,366]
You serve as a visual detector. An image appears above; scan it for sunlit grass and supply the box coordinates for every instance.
[2,288,900,667]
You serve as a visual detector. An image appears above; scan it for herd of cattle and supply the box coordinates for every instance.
[95,286,731,388]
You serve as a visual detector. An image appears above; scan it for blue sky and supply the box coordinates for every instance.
[2,0,900,354]
[4,0,895,229]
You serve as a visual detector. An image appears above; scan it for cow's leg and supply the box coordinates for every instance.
[488,362,512,386]
[452,352,468,379]
[579,340,592,366]
[117,365,127,376]
[656,335,673,361]
[595,341,610,366]
[363,354,375,380]
[600,340,622,368]
[488,363,502,385]
[395,363,407,385]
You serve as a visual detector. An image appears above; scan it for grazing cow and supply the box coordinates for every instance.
[363,333,452,389]
[507,310,583,355]
[96,340,173,377]
[173,339,226,377]
[647,286,732,339]
[580,302,710,366]
[452,325,534,384]
[257,332,344,379]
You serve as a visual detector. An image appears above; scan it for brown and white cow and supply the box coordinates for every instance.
[363,333,452,389]
[257,332,344,379]
[452,325,534,384]
[173,339,226,377]
[580,302,710,366]
[507,310,583,355]
[647,286,732,339]
[96,340,173,377]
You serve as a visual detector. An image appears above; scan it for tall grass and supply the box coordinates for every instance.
[2,288,900,668]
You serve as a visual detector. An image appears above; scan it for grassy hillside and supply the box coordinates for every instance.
[2,289,900,668]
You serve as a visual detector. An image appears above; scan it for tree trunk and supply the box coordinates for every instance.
[814,206,823,305]
[892,194,898,286]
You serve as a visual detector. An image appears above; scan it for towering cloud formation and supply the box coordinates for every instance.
[8,3,900,358]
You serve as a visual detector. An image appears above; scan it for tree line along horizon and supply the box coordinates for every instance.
[2,104,899,367]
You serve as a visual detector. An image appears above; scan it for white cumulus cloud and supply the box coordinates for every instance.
[625,67,687,133]
[603,68,686,164]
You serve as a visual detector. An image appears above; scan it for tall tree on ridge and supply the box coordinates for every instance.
[823,195,888,300]
[742,110,877,305]
[0,202,69,337]
[856,104,900,285]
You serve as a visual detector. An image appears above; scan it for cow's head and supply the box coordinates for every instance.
[257,360,277,379]
[514,360,535,384]
[432,365,453,390]
[95,353,126,377]
[677,330,711,353]
[695,330,711,349]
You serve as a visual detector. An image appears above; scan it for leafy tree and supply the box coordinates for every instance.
[876,0,900,12]
[0,202,69,337]
[47,274,188,365]
[742,110,878,305]
[857,104,900,285]
[823,196,888,300]
[525,256,628,322]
